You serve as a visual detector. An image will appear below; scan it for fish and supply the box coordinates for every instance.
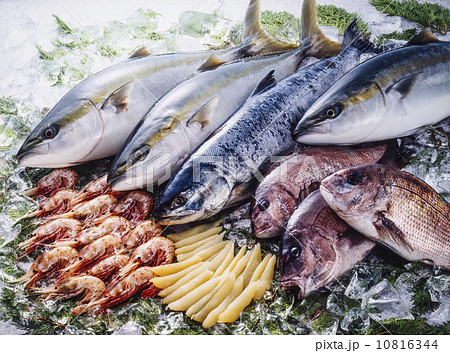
[294,29,450,145]
[108,0,342,191]
[279,190,375,299]
[320,164,450,269]
[154,20,382,225]
[251,144,387,239]
[16,0,298,168]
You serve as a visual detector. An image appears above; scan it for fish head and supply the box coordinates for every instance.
[294,79,387,145]
[280,225,337,300]
[17,99,104,167]
[154,163,231,225]
[320,164,385,221]
[108,110,181,191]
[251,183,296,239]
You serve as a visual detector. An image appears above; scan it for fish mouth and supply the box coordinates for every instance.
[253,225,280,239]
[155,211,203,225]
[16,143,51,167]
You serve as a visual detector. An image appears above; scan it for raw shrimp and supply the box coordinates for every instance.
[79,266,158,315]
[17,218,82,257]
[122,220,161,250]
[24,189,78,218]
[113,191,153,227]
[51,195,118,225]
[69,175,126,207]
[110,237,174,288]
[24,168,78,200]
[86,254,130,281]
[56,216,131,248]
[14,246,78,288]
[58,234,123,280]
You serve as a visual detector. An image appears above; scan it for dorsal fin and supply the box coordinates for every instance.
[241,0,298,54]
[128,47,151,59]
[101,81,134,114]
[299,0,342,58]
[341,19,382,54]
[196,55,226,72]
[251,70,277,97]
[407,28,439,45]
[187,96,219,129]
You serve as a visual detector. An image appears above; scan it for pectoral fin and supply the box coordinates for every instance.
[385,72,423,100]
[187,97,219,129]
[373,211,413,251]
[196,55,226,73]
[101,81,135,114]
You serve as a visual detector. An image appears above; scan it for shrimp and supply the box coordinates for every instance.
[56,216,131,248]
[109,237,174,289]
[17,218,82,257]
[24,189,78,219]
[50,195,118,225]
[24,168,78,200]
[122,220,161,250]
[113,191,153,227]
[36,275,105,308]
[86,254,130,282]
[58,234,123,280]
[79,266,158,315]
[68,175,126,208]
[14,246,78,288]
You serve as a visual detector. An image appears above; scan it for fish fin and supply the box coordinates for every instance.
[101,81,134,114]
[300,0,341,58]
[196,54,226,73]
[187,97,219,129]
[341,20,382,54]
[385,72,423,100]
[250,70,277,97]
[241,0,298,54]
[128,47,151,59]
[407,28,439,45]
[373,211,413,251]
[225,179,258,208]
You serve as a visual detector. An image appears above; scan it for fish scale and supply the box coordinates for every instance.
[321,164,450,269]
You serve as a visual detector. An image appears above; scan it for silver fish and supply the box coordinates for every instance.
[280,190,375,299]
[154,20,382,225]
[294,29,450,145]
[320,164,450,269]
[108,0,341,191]
[16,0,297,168]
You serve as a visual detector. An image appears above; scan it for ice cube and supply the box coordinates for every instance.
[362,280,414,321]
[424,301,450,326]
[426,275,450,303]
[113,321,143,335]
[341,307,370,333]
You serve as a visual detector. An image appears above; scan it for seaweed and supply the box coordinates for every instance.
[317,5,371,37]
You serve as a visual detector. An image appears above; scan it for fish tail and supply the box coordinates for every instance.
[242,0,298,53]
[300,0,341,58]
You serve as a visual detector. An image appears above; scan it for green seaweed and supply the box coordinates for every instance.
[375,28,417,44]
[52,15,72,35]
[370,0,450,32]
[317,5,371,37]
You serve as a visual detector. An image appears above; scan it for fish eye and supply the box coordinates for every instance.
[42,125,58,139]
[172,195,186,208]
[134,150,144,160]
[290,247,301,258]
[345,172,361,186]
[257,199,270,211]
[325,108,336,118]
